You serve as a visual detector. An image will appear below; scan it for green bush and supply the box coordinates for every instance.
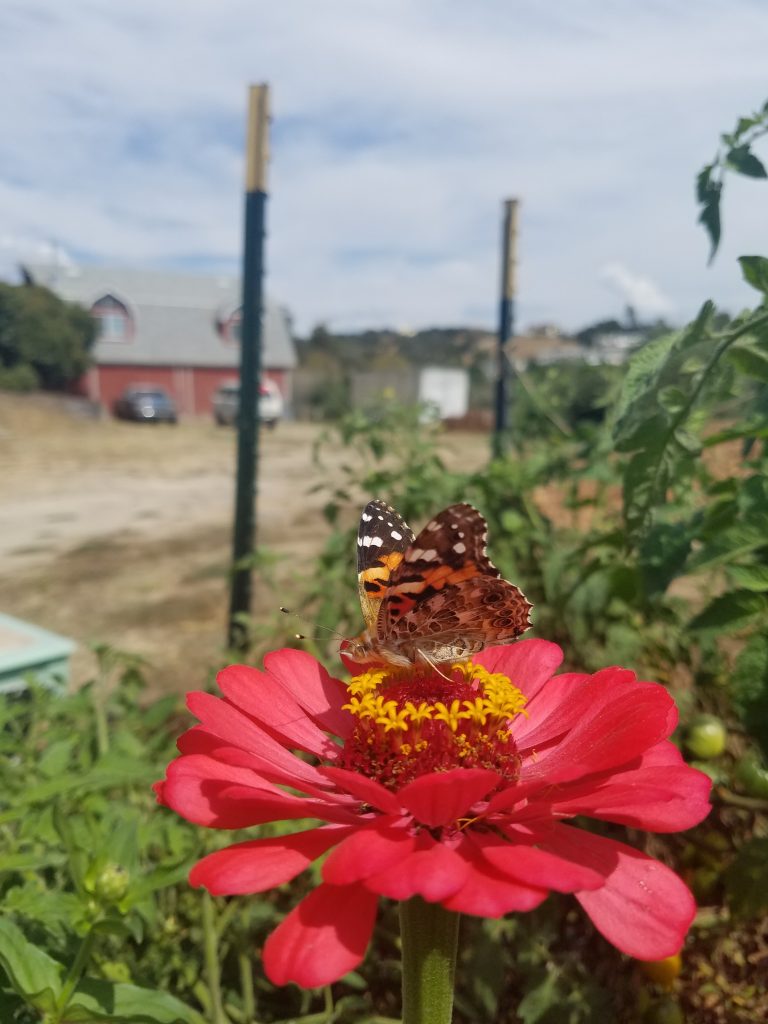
[0,362,40,391]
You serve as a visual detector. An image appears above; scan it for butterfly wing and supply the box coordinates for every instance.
[383,575,532,664]
[377,504,532,661]
[378,504,499,631]
[357,499,415,634]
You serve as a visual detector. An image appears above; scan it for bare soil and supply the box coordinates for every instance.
[0,393,487,693]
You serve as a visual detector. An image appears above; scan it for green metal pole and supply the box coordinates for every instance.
[492,197,519,459]
[228,84,269,652]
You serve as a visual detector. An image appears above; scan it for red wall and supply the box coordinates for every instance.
[86,365,288,416]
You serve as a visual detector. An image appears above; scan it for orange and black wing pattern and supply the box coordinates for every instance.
[356,499,415,634]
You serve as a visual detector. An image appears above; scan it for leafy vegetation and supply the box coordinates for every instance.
[0,283,96,391]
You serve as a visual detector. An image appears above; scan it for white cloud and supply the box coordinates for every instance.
[599,262,675,319]
[1,1,767,331]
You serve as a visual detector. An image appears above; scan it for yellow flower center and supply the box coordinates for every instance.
[341,662,527,790]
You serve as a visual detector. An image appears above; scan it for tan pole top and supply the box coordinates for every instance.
[245,84,270,192]
[501,198,519,301]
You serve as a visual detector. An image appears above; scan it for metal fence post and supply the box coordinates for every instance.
[492,197,519,458]
[228,83,269,651]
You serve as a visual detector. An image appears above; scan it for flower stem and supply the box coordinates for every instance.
[54,928,97,1021]
[201,890,228,1024]
[237,949,256,1023]
[399,897,460,1024]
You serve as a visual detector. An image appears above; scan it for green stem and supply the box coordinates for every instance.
[92,683,109,757]
[54,929,97,1020]
[238,949,257,1023]
[202,890,228,1024]
[399,898,460,1024]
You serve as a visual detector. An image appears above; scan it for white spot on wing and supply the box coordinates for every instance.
[453,541,466,554]
[362,512,372,521]
[391,530,402,540]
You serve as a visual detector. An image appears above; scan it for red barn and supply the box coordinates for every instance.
[20,263,297,416]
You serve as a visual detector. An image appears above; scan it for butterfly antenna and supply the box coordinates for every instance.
[279,607,348,643]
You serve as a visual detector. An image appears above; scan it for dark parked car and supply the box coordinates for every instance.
[113,386,178,423]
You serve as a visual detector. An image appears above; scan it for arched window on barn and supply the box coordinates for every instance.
[91,294,133,342]
[221,307,242,345]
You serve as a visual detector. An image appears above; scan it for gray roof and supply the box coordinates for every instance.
[21,262,296,370]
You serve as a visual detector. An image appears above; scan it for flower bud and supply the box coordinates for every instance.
[93,863,130,904]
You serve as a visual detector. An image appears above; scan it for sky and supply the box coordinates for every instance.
[1,1,767,335]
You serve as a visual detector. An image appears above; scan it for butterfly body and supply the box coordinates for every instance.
[348,499,532,669]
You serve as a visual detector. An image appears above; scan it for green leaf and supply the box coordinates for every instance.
[0,850,67,873]
[729,564,768,592]
[517,970,561,1024]
[738,255,768,295]
[725,837,768,920]
[38,737,77,778]
[732,633,768,757]
[673,427,702,455]
[65,978,206,1023]
[696,163,714,203]
[0,917,63,1010]
[640,522,692,596]
[688,523,768,571]
[725,144,768,178]
[689,589,768,633]
[727,343,768,382]
[696,173,722,262]
[3,885,84,936]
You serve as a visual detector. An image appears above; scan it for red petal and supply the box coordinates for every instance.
[263,649,352,737]
[548,765,712,832]
[364,836,469,902]
[442,844,548,916]
[217,664,341,758]
[186,691,331,791]
[469,831,604,892]
[545,825,697,959]
[263,883,378,987]
[513,672,591,745]
[162,755,357,828]
[637,740,685,767]
[521,680,675,785]
[189,826,352,894]
[475,639,563,701]
[318,766,403,814]
[398,768,500,827]
[323,820,415,885]
[517,668,635,752]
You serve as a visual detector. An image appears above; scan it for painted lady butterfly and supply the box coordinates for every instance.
[346,499,532,669]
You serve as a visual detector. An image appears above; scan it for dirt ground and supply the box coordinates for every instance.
[0,393,488,694]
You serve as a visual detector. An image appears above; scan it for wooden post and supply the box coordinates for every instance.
[228,84,270,652]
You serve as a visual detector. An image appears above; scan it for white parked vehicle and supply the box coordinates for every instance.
[212,379,283,428]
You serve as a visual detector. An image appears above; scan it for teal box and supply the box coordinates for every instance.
[0,612,76,695]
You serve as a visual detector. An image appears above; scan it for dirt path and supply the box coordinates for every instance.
[0,396,350,691]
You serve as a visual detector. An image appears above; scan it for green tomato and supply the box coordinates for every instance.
[684,715,727,759]
[735,758,768,799]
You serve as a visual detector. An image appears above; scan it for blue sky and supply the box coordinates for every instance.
[1,0,767,334]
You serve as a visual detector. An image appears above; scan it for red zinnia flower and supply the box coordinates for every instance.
[154,640,711,988]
